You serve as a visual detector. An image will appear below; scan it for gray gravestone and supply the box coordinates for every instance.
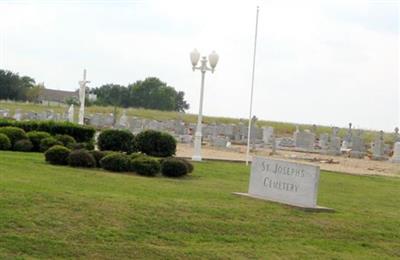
[349,130,365,159]
[327,127,341,155]
[372,131,386,160]
[294,130,315,151]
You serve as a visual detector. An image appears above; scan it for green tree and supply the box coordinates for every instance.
[26,83,45,103]
[0,70,36,101]
[91,77,189,112]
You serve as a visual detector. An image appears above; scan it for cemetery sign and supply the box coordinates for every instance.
[235,156,332,211]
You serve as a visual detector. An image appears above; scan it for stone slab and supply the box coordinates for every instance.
[246,156,331,209]
[232,192,334,212]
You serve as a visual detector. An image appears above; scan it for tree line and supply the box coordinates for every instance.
[0,70,190,112]
[0,70,44,102]
[91,77,189,112]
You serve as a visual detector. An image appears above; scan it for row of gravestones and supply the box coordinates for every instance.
[2,108,399,162]
[0,108,69,122]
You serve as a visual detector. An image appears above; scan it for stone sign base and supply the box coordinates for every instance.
[233,192,335,213]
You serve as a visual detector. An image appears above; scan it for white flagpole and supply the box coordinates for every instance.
[246,6,260,166]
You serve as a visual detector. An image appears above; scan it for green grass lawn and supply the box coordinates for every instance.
[0,151,399,259]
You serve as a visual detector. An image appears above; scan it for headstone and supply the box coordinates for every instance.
[294,130,315,151]
[271,135,276,154]
[0,109,9,118]
[277,137,295,148]
[13,109,22,121]
[178,134,193,144]
[262,127,274,144]
[234,157,332,211]
[327,127,341,155]
[390,142,400,163]
[211,136,228,148]
[319,133,329,151]
[68,105,74,123]
[372,131,386,160]
[118,110,129,128]
[349,130,365,159]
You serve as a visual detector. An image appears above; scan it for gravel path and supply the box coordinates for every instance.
[177,144,400,177]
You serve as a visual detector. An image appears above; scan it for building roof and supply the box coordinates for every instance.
[38,88,79,103]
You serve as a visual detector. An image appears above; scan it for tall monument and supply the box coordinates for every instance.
[78,69,90,125]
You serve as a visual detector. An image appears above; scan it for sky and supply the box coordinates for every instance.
[0,0,398,132]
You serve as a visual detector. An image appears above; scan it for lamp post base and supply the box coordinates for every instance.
[191,155,202,161]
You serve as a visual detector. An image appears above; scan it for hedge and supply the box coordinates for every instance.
[0,119,95,143]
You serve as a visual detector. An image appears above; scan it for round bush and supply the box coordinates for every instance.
[100,153,129,172]
[27,131,51,151]
[0,133,11,150]
[130,157,160,177]
[179,158,194,173]
[13,139,33,152]
[40,137,62,152]
[54,134,76,147]
[161,158,188,178]
[136,130,176,157]
[90,150,111,166]
[67,149,96,168]
[0,126,27,146]
[44,145,71,165]
[98,129,136,153]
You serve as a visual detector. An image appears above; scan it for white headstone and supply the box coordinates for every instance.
[68,105,74,123]
[242,157,331,210]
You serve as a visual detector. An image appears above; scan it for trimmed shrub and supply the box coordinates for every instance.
[13,139,33,152]
[90,150,112,166]
[27,131,51,151]
[40,137,62,152]
[161,158,188,178]
[0,133,11,150]
[179,158,194,173]
[129,152,146,160]
[0,119,95,142]
[67,142,94,151]
[98,129,136,153]
[44,145,71,165]
[67,149,96,168]
[100,153,130,172]
[130,157,160,177]
[0,126,27,146]
[136,130,176,157]
[54,134,76,147]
